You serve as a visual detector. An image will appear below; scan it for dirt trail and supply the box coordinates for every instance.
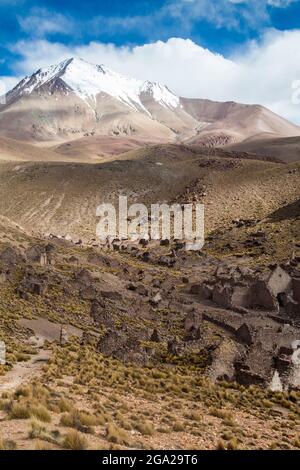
[0,350,50,393]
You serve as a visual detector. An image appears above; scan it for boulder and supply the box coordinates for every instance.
[184,311,200,332]
[135,284,149,297]
[158,255,176,267]
[0,247,23,265]
[236,323,254,346]
[184,326,201,341]
[18,277,48,297]
[79,285,98,300]
[101,290,122,302]
[212,284,232,309]
[25,245,49,266]
[266,265,292,297]
[167,338,185,356]
[97,330,127,356]
[150,292,162,306]
[250,280,279,311]
[190,283,213,300]
[90,298,114,327]
[286,300,299,316]
[59,325,68,344]
[150,328,161,342]
[231,285,251,309]
[75,269,93,285]
[292,278,300,303]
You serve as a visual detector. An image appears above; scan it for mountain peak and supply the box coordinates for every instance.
[6,58,180,113]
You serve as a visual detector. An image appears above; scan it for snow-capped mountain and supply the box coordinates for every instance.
[6,58,180,113]
[1,57,299,145]
[1,57,196,143]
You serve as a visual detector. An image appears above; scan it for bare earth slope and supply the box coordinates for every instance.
[0,136,105,163]
[0,145,298,257]
[226,134,300,163]
[181,98,300,145]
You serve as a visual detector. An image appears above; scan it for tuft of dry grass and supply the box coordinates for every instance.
[63,430,88,450]
[0,438,17,450]
[106,423,132,446]
[134,420,155,436]
[173,421,185,432]
[58,398,73,413]
[9,403,30,420]
[30,405,51,423]
[35,440,52,450]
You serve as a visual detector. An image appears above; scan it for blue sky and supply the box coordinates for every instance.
[1,0,300,75]
[0,0,300,122]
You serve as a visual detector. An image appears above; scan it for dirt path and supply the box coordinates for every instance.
[0,349,50,393]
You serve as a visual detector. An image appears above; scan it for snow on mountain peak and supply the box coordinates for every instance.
[140,80,180,109]
[9,58,180,113]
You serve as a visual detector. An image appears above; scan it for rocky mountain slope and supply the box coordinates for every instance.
[0,58,299,452]
[0,217,299,450]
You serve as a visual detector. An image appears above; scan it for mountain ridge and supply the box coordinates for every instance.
[0,57,299,146]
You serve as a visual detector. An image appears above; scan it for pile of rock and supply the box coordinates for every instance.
[190,263,299,315]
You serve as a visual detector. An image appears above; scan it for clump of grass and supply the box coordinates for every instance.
[63,430,88,450]
[78,412,99,427]
[173,421,185,432]
[58,398,73,413]
[227,438,238,450]
[30,405,51,423]
[60,412,75,428]
[106,423,132,446]
[14,386,30,398]
[216,440,226,450]
[210,407,233,421]
[0,438,17,450]
[185,411,202,422]
[35,440,52,450]
[9,403,30,420]
[60,410,100,433]
[134,420,155,436]
[294,437,300,449]
[28,419,47,439]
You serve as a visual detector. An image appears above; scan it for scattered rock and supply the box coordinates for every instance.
[150,328,161,342]
[150,292,162,306]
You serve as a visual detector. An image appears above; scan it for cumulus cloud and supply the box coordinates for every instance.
[5,30,300,124]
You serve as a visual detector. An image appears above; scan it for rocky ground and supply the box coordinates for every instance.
[0,219,299,450]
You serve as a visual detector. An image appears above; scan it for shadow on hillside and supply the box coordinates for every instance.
[269,199,300,222]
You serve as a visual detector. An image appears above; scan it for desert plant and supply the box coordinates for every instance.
[106,423,131,446]
[30,405,51,423]
[9,403,30,420]
[63,430,88,450]
[0,438,17,450]
[134,420,155,436]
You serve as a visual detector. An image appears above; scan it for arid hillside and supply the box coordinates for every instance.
[226,134,300,163]
[0,145,298,255]
[0,218,299,450]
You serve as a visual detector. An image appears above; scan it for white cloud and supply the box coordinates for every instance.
[4,30,300,124]
[18,8,73,37]
[13,0,298,43]
[0,76,19,93]
[165,0,298,30]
